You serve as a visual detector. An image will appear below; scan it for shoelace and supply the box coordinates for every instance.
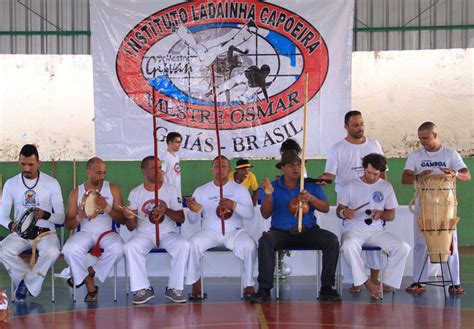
[168,288,182,296]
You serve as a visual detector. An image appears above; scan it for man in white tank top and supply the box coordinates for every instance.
[123,156,189,304]
[62,157,126,302]
[319,111,386,293]
[0,144,64,303]
[402,122,471,295]
[186,156,257,300]
[338,153,410,299]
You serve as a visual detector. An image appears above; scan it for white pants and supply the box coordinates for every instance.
[341,227,411,289]
[412,218,460,284]
[62,231,124,284]
[341,248,382,284]
[124,231,190,292]
[0,232,60,296]
[185,229,256,287]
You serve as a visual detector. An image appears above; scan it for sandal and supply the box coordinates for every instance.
[448,285,465,295]
[84,286,99,302]
[349,285,361,293]
[188,291,207,301]
[405,283,426,294]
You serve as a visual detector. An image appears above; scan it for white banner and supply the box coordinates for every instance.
[91,0,353,160]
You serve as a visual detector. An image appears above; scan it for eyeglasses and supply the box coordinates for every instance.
[364,209,372,225]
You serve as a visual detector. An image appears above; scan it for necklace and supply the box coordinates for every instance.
[21,171,40,189]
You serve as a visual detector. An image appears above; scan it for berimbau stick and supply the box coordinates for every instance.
[297,72,309,233]
[211,64,225,235]
[152,87,161,246]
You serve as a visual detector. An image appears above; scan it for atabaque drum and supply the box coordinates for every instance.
[416,174,458,263]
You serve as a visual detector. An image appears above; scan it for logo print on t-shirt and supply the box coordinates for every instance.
[372,191,384,203]
[23,189,38,207]
[174,162,181,174]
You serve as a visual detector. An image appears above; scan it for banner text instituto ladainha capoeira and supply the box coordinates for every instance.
[91,0,353,159]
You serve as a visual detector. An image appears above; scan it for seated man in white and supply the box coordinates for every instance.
[337,153,410,299]
[123,156,189,304]
[186,156,256,300]
[62,157,126,302]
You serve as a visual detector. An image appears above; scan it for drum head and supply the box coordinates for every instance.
[16,208,37,238]
[82,190,100,219]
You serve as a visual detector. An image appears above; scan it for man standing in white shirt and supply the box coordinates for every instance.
[62,157,126,302]
[319,110,386,293]
[186,156,256,300]
[337,153,410,299]
[402,122,471,295]
[123,156,189,304]
[163,132,182,198]
[0,144,64,303]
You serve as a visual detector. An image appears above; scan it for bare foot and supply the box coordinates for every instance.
[349,285,361,293]
[373,279,394,292]
[364,279,381,300]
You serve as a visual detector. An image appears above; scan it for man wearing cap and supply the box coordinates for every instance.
[229,159,259,206]
[250,150,341,303]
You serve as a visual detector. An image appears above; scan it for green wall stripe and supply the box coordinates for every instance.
[1,158,473,245]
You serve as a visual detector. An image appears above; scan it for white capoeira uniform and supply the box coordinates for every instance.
[0,172,64,296]
[405,146,467,285]
[339,177,410,288]
[325,137,385,280]
[62,181,124,284]
[162,151,182,199]
[185,180,256,287]
[124,183,189,292]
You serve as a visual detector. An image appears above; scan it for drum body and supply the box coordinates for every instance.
[16,208,38,239]
[416,174,458,263]
[80,190,101,219]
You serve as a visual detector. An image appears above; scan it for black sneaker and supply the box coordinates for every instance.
[249,288,271,303]
[319,286,341,302]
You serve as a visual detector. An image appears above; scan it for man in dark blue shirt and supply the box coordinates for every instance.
[250,150,341,303]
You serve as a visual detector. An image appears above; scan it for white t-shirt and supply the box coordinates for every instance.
[77,181,114,234]
[162,151,182,197]
[325,138,383,193]
[193,180,254,233]
[404,146,467,175]
[338,177,398,231]
[0,172,64,230]
[128,183,182,236]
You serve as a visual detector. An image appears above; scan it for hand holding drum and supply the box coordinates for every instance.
[80,190,102,220]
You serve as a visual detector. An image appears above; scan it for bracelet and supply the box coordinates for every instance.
[104,203,113,214]
[454,170,459,177]
[341,208,347,218]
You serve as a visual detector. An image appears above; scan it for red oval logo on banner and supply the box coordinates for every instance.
[116,0,328,130]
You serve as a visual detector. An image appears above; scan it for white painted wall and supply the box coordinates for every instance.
[0,55,94,160]
[0,49,472,161]
[353,49,473,157]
